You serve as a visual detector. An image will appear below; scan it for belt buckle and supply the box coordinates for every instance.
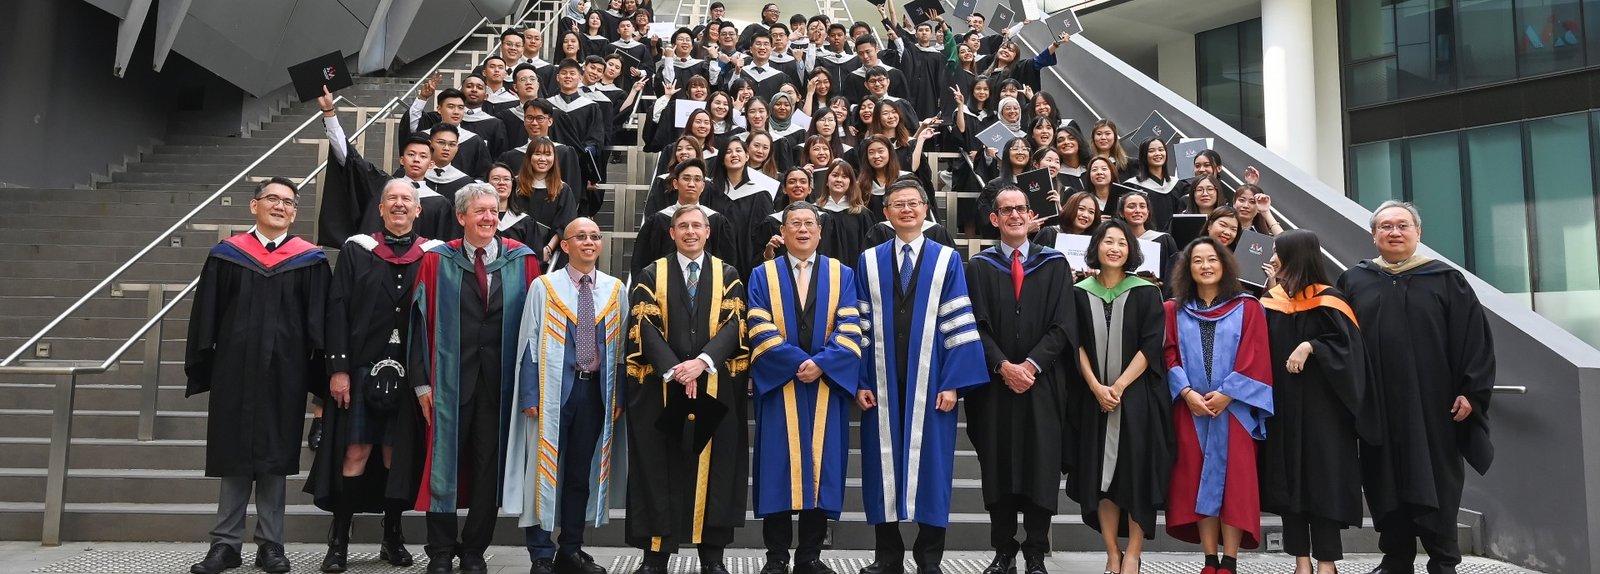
[576,370,595,380]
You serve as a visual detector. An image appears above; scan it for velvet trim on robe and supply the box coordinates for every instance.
[503,270,625,529]
[1162,296,1274,548]
[855,240,989,527]
[410,238,542,512]
[747,256,863,518]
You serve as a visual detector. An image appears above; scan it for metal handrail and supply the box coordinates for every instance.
[0,96,346,369]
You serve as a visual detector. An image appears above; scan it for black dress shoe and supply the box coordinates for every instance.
[701,562,732,574]
[307,417,324,451]
[859,561,906,574]
[761,560,790,574]
[1367,567,1413,574]
[1022,554,1046,574]
[426,553,454,574]
[556,550,608,574]
[255,543,292,574]
[379,511,413,566]
[794,560,836,574]
[631,564,666,574]
[460,554,488,574]
[191,543,242,574]
[981,554,1016,574]
[531,558,557,574]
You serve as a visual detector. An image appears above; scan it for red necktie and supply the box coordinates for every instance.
[474,247,489,306]
[1011,249,1024,300]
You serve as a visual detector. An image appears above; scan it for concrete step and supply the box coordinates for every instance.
[0,408,227,441]
[0,502,1404,553]
[0,213,319,234]
[0,244,213,265]
[0,383,202,412]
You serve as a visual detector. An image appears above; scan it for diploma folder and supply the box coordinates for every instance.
[1045,8,1084,37]
[1015,167,1059,219]
[989,4,1015,34]
[1233,229,1276,287]
[976,122,1022,150]
[287,51,355,103]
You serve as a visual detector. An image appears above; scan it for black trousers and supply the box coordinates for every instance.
[989,497,1051,558]
[425,386,501,558]
[1280,513,1343,562]
[763,509,828,563]
[1377,515,1461,572]
[524,376,606,559]
[874,522,946,571]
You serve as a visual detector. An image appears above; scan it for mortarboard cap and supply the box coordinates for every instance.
[654,388,730,453]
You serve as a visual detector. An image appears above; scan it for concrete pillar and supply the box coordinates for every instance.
[1311,0,1346,192]
[1261,0,1318,177]
[1157,34,1198,104]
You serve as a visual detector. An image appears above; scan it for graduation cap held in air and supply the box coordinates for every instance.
[287,51,354,103]
[655,387,730,453]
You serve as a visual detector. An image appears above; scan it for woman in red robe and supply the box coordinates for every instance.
[1162,237,1275,574]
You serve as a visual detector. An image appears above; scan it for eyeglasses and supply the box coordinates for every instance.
[888,200,925,211]
[785,220,819,229]
[254,195,297,208]
[996,205,1029,216]
[525,115,552,123]
[432,140,459,149]
[565,233,603,242]
[1377,223,1415,234]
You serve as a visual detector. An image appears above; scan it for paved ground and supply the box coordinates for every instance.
[0,543,1543,574]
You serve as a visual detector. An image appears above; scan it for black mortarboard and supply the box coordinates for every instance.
[654,388,730,453]
[287,51,354,103]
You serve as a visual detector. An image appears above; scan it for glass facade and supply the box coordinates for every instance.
[1347,110,1600,344]
[1196,18,1265,143]
[1342,0,1600,107]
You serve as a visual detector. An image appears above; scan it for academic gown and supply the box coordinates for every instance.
[1066,277,1172,539]
[503,270,626,529]
[307,233,441,511]
[497,140,586,201]
[767,53,806,89]
[864,220,958,254]
[815,51,861,90]
[507,182,580,251]
[1259,285,1379,529]
[185,234,330,477]
[495,105,533,152]
[854,240,989,527]
[315,129,461,246]
[964,245,1077,512]
[497,210,547,256]
[844,65,910,104]
[658,57,712,91]
[990,50,1058,95]
[747,256,863,518]
[549,92,609,155]
[416,114,505,174]
[818,202,878,264]
[409,238,543,512]
[1336,259,1494,537]
[739,63,790,101]
[610,39,655,92]
[630,205,737,280]
[1162,296,1274,549]
[899,44,949,121]
[1127,177,1181,233]
[704,169,780,276]
[623,256,750,550]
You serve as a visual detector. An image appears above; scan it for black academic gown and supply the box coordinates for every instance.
[965,245,1078,512]
[1260,287,1379,529]
[422,165,475,241]
[317,142,458,247]
[186,234,329,477]
[899,44,949,122]
[549,91,609,154]
[818,202,878,265]
[704,170,780,277]
[844,65,910,108]
[738,62,790,101]
[496,140,584,197]
[417,111,508,168]
[623,255,750,551]
[630,205,737,279]
[507,182,580,252]
[1065,282,1174,539]
[306,234,432,511]
[494,105,532,152]
[864,220,958,253]
[1337,260,1495,536]
[1127,177,1181,233]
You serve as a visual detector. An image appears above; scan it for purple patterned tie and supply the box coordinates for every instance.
[576,275,597,371]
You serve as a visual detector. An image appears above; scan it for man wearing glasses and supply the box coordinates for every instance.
[188,177,331,574]
[747,202,862,574]
[630,159,734,279]
[318,86,459,246]
[854,180,987,574]
[505,217,624,574]
[497,98,583,185]
[964,189,1077,574]
[624,204,749,574]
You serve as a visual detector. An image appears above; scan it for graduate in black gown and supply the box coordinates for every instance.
[965,189,1078,574]
[317,88,459,247]
[494,65,544,152]
[733,33,789,100]
[631,159,736,279]
[814,25,861,90]
[186,178,330,574]
[843,38,909,104]
[549,59,610,215]
[488,163,547,249]
[307,179,438,572]
[409,86,495,178]
[508,137,581,263]
[896,21,950,123]
[815,160,878,264]
[496,99,584,191]
[658,28,713,92]
[1257,230,1379,573]
[1336,202,1494,574]
[703,138,780,277]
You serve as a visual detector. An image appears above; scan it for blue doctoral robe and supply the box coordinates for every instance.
[855,240,989,527]
[503,270,627,529]
[747,256,864,518]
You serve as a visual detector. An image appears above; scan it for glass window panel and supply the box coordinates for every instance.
[1345,59,1400,107]
[1527,113,1599,293]
[1350,141,1404,208]
[1587,0,1600,64]
[1457,0,1519,86]
[1197,25,1244,129]
[1408,133,1468,263]
[1465,123,1533,294]
[1514,0,1586,76]
[1394,0,1457,97]
[1240,19,1266,143]
[1345,0,1398,60]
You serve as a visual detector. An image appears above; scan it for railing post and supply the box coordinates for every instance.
[137,287,165,441]
[381,117,399,173]
[313,139,331,246]
[352,108,371,158]
[42,373,77,546]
